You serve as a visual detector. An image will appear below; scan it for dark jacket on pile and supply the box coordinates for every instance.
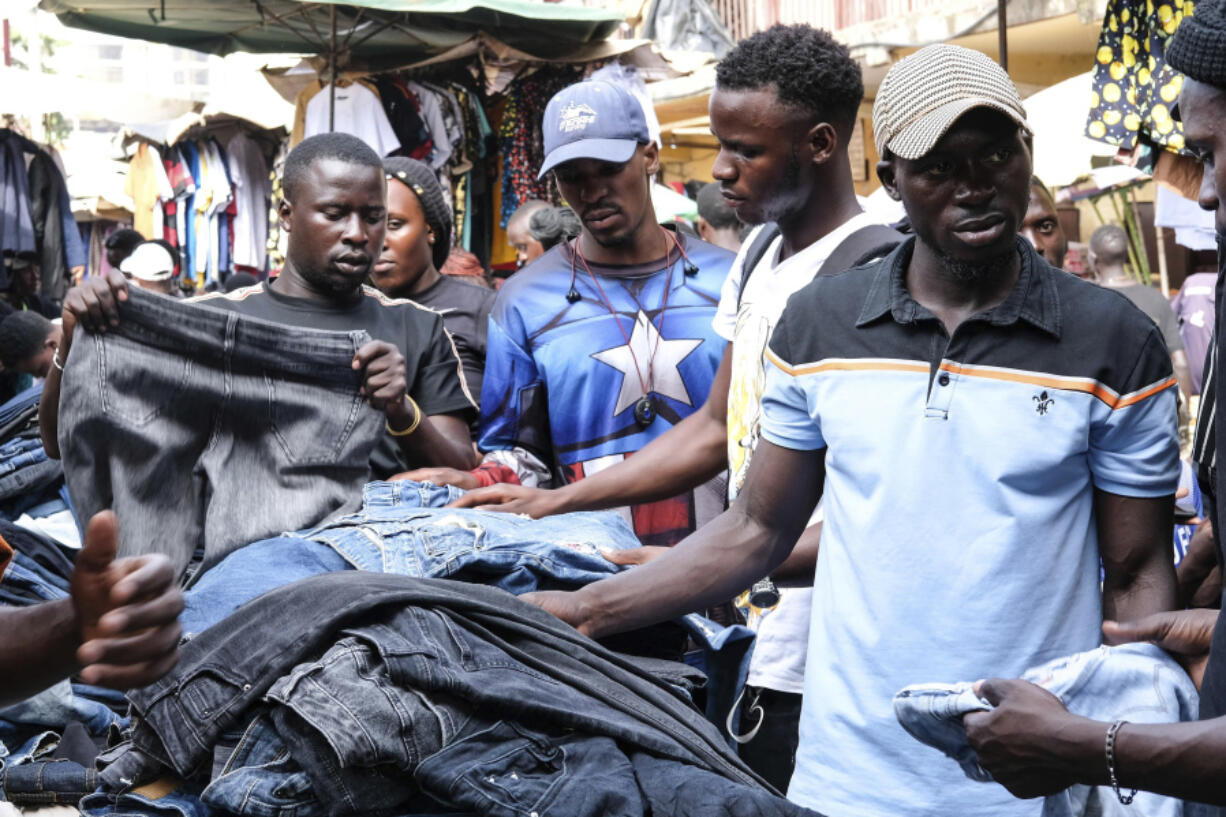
[105,572,820,817]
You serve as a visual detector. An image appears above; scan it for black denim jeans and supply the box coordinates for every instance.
[116,574,766,794]
[58,287,381,577]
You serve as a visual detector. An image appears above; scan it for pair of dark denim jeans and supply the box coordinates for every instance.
[112,573,804,817]
[58,286,382,578]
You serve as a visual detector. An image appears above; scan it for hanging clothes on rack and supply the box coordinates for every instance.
[303,81,400,156]
[226,132,270,273]
[0,131,38,267]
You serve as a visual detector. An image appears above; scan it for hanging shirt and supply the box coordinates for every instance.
[125,142,162,240]
[406,82,452,169]
[304,82,400,157]
[1173,271,1218,395]
[478,234,733,547]
[226,133,269,272]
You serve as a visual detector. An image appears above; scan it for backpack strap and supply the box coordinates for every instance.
[736,223,782,310]
[815,224,906,279]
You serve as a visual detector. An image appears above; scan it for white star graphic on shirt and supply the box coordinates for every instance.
[591,310,703,417]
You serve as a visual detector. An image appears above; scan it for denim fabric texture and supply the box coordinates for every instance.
[81,784,218,817]
[1,757,98,805]
[0,549,69,605]
[894,643,1199,817]
[115,573,803,817]
[0,457,61,504]
[181,481,756,739]
[0,386,41,429]
[58,286,381,578]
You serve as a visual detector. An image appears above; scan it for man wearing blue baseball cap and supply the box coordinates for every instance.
[403,79,735,602]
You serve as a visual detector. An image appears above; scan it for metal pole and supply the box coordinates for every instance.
[328,5,336,132]
[997,0,1008,71]
[1156,226,1171,296]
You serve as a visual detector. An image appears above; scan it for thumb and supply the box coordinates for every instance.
[1103,613,1172,646]
[75,511,119,573]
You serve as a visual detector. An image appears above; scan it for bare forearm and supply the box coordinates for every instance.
[1054,716,1226,805]
[773,521,821,585]
[574,505,804,638]
[396,417,479,470]
[39,356,64,459]
[1098,491,1176,622]
[553,408,727,513]
[0,601,80,708]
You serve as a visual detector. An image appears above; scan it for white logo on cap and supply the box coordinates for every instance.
[559,101,598,133]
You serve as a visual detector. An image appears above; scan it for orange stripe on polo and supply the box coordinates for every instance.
[765,351,930,378]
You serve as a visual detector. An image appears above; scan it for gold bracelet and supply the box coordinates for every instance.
[386,396,423,437]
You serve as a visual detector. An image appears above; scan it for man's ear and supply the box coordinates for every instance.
[876,159,902,201]
[808,122,840,166]
[643,141,661,177]
[277,198,293,233]
[426,225,436,245]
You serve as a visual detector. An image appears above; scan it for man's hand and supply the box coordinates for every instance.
[352,341,410,418]
[963,679,1083,799]
[70,511,183,689]
[62,268,129,335]
[447,483,566,515]
[393,467,480,491]
[1103,609,1219,690]
[522,589,596,635]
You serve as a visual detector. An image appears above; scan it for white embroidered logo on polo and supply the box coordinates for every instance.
[559,102,598,133]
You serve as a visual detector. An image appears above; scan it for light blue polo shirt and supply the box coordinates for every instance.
[761,238,1179,817]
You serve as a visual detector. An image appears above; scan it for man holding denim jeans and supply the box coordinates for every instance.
[41,132,478,478]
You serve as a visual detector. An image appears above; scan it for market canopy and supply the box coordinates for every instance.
[37,0,625,69]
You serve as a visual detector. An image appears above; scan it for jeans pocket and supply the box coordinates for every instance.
[265,372,364,466]
[96,333,194,427]
[424,722,567,817]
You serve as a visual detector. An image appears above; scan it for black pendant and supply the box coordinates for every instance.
[633,395,656,429]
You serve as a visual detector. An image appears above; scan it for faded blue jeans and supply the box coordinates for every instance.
[894,642,1200,817]
[58,286,381,578]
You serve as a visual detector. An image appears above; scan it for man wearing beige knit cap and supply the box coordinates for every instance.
[525,44,1179,816]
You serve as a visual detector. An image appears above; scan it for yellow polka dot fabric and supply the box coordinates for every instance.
[1086,0,1195,150]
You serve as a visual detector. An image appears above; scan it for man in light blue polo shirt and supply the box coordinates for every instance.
[524,44,1179,816]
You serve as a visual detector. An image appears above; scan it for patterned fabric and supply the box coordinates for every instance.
[1085,0,1193,151]
[497,68,578,227]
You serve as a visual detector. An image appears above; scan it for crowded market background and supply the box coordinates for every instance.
[0,0,1225,814]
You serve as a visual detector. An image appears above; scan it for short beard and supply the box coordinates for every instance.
[935,247,1016,282]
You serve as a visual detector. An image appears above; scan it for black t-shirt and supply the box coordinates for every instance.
[409,274,495,399]
[196,282,477,478]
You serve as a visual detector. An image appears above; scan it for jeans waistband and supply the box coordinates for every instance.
[115,287,371,384]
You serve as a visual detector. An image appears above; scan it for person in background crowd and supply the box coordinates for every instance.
[439,247,492,284]
[1091,224,1193,398]
[43,133,479,479]
[119,242,180,298]
[962,3,1226,807]
[405,79,735,558]
[0,312,61,379]
[519,44,1180,817]
[3,251,59,318]
[506,199,550,268]
[1021,177,1070,271]
[452,24,894,791]
[0,511,184,708]
[102,229,145,271]
[528,206,582,253]
[1172,268,1217,395]
[223,272,259,293]
[373,156,496,401]
[695,181,745,253]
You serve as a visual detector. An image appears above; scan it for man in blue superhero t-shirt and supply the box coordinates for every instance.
[404,79,733,548]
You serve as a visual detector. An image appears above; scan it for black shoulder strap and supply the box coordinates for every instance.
[815,224,906,279]
[736,223,782,309]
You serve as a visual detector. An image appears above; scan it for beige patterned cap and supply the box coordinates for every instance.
[873,44,1031,160]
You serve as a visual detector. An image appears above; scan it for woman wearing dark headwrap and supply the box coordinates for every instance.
[374,157,495,399]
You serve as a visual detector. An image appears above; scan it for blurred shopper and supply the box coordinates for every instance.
[528,206,582,253]
[1021,177,1070,271]
[120,242,180,297]
[103,229,144,271]
[506,199,550,268]
[3,251,58,317]
[695,181,744,253]
[0,311,61,379]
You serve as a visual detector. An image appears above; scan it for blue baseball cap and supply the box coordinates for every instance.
[538,80,651,179]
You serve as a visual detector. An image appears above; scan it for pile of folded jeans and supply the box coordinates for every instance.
[87,572,816,817]
[0,386,65,521]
